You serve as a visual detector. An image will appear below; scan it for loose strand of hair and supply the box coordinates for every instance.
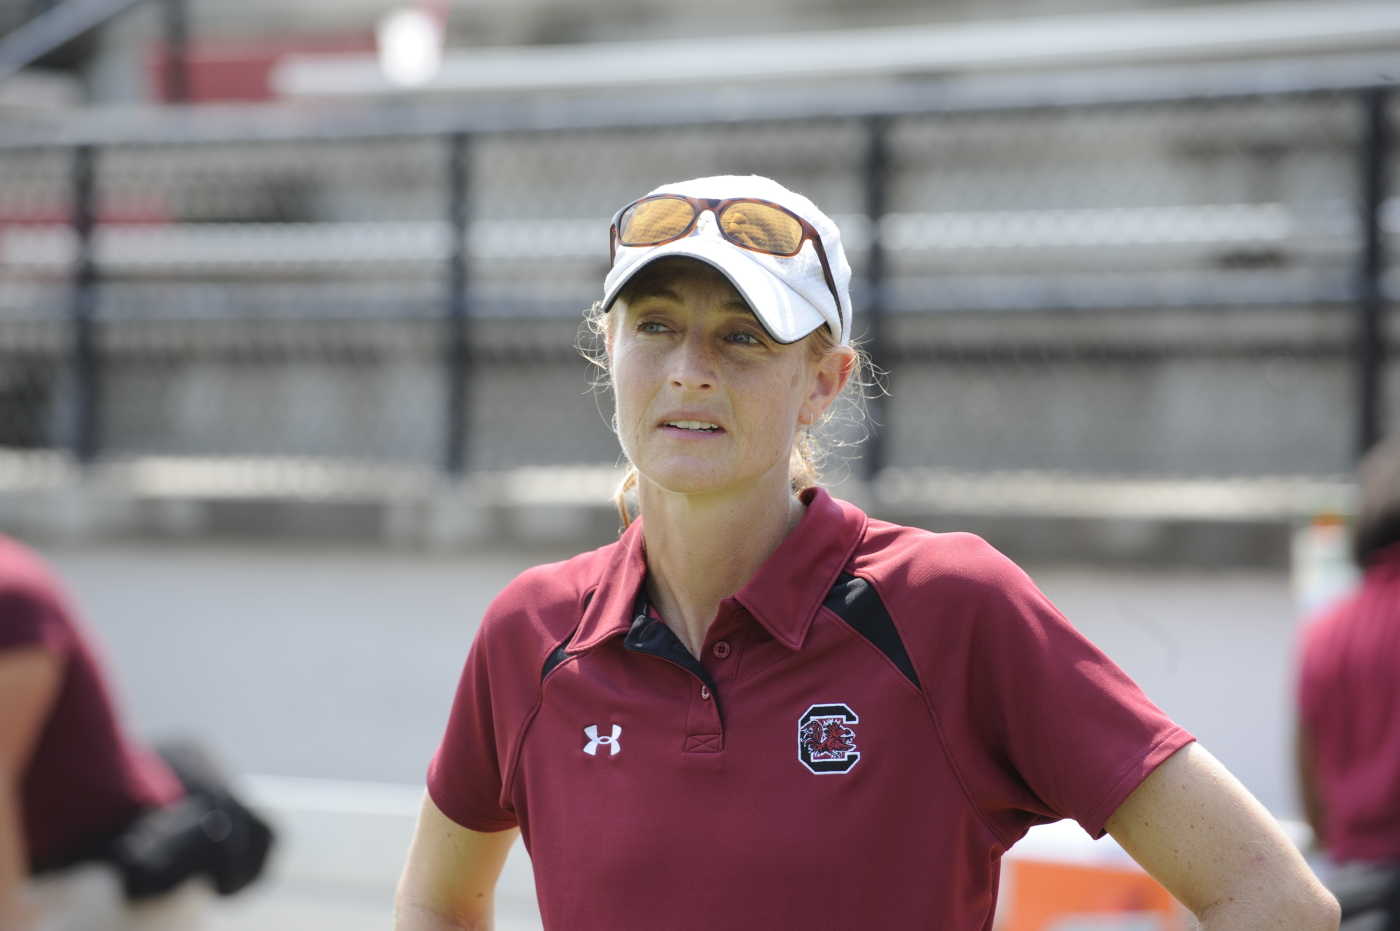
[614,466,639,529]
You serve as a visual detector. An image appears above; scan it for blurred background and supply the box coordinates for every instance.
[0,0,1395,926]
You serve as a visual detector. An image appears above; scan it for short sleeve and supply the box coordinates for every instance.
[967,564,1191,838]
[0,587,70,655]
[427,616,524,833]
[426,554,598,834]
[899,535,1193,844]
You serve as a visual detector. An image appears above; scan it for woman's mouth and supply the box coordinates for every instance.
[661,420,722,433]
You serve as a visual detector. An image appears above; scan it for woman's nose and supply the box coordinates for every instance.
[670,331,716,391]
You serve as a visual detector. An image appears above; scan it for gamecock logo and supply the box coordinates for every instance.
[798,703,860,774]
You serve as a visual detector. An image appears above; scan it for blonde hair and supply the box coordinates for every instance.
[580,266,868,530]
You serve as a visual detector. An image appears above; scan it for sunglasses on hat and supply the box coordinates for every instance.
[609,194,842,318]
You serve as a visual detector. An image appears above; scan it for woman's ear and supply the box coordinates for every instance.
[800,346,855,426]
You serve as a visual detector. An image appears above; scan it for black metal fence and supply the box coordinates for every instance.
[0,68,1392,486]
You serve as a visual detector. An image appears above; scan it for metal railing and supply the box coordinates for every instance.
[0,54,1392,485]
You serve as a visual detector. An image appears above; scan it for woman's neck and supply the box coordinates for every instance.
[638,472,805,658]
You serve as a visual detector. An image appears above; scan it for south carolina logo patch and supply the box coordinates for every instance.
[798,703,860,774]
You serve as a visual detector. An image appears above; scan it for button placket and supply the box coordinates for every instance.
[704,607,752,686]
[622,607,723,752]
[684,677,723,751]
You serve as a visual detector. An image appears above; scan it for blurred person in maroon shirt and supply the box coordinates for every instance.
[0,534,195,931]
[1299,436,1400,929]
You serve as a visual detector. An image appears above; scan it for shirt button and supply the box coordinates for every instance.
[700,685,711,700]
[713,641,731,659]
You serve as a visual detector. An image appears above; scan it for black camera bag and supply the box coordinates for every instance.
[109,741,274,900]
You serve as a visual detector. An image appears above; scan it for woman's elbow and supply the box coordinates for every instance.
[1296,886,1341,931]
[1196,872,1339,930]
[1258,882,1339,931]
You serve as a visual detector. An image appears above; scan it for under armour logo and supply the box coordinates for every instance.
[583,724,622,756]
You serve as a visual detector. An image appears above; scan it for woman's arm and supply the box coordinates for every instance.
[1106,742,1338,930]
[0,646,62,931]
[396,794,520,931]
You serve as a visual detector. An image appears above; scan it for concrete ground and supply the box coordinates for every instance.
[32,539,1313,928]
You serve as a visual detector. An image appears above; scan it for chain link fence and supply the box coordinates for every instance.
[0,80,1392,528]
[878,93,1368,480]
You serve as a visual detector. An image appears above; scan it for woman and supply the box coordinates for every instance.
[397,175,1338,931]
[0,535,189,931]
[0,533,269,931]
[1298,437,1400,929]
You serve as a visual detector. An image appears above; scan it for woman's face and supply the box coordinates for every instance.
[609,259,849,498]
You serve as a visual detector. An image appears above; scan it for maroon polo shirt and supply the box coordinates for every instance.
[1299,542,1400,863]
[429,487,1192,931]
[0,535,183,866]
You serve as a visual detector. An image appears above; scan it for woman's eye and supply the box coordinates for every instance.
[638,321,669,333]
[730,331,761,345]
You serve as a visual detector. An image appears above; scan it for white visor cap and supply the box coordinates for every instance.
[602,175,852,345]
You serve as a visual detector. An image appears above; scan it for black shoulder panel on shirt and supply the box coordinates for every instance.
[541,640,573,681]
[541,591,590,682]
[822,573,920,688]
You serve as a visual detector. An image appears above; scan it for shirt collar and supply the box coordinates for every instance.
[569,486,867,654]
[570,516,649,653]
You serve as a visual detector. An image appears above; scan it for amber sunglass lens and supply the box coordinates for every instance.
[718,202,804,255]
[619,197,697,245]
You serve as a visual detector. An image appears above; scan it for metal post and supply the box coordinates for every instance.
[862,115,891,480]
[1357,88,1389,458]
[70,145,99,463]
[444,133,472,474]
[162,0,188,103]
